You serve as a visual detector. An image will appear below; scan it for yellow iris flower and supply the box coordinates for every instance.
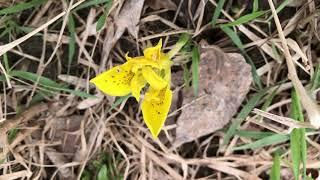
[90,39,173,138]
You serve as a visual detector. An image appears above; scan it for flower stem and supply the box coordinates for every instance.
[167,33,189,59]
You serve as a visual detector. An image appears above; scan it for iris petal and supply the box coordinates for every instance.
[142,66,167,90]
[143,39,162,61]
[130,72,146,101]
[90,62,134,96]
[141,87,172,138]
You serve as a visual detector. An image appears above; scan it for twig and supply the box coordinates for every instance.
[267,0,320,127]
[0,103,48,133]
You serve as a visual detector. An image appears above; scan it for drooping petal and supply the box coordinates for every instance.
[143,39,162,61]
[130,72,146,101]
[90,62,134,96]
[142,66,167,90]
[141,87,172,138]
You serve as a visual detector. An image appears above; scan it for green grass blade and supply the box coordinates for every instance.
[67,14,76,74]
[253,0,259,12]
[0,27,11,39]
[290,89,307,180]
[0,0,46,15]
[220,26,262,89]
[267,0,290,21]
[223,88,268,145]
[233,134,289,151]
[300,128,307,180]
[311,64,320,92]
[220,26,242,48]
[0,75,6,81]
[261,85,279,111]
[221,11,266,27]
[75,0,110,11]
[291,89,304,121]
[10,70,62,88]
[191,45,200,97]
[8,128,18,143]
[3,53,10,72]
[270,152,281,180]
[167,33,189,59]
[182,64,190,87]
[29,91,52,106]
[211,0,225,26]
[235,130,275,139]
[81,170,91,180]
[96,1,112,31]
[97,165,108,180]
[108,94,131,112]
[10,71,95,98]
[290,128,301,180]
[96,13,107,31]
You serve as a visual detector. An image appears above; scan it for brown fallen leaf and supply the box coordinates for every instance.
[145,0,177,11]
[99,0,145,72]
[46,149,74,178]
[174,45,252,146]
[114,0,145,39]
[77,94,104,109]
[49,115,83,154]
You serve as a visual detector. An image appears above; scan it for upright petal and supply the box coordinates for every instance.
[142,66,167,90]
[160,57,172,83]
[90,62,134,96]
[143,39,162,61]
[141,87,172,138]
[130,72,146,101]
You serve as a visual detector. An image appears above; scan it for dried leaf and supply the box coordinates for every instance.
[174,45,252,146]
[58,74,88,88]
[114,0,145,39]
[77,94,104,109]
[46,149,74,178]
[145,0,177,11]
[99,0,144,71]
[287,0,303,7]
[50,115,83,154]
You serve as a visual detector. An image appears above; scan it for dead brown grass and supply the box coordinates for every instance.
[0,0,320,179]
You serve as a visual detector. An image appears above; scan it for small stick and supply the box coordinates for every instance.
[267,0,320,127]
[0,103,48,133]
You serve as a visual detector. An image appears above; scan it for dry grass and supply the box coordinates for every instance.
[0,0,320,179]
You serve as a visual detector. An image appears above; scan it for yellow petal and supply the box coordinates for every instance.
[90,62,134,96]
[131,58,161,73]
[130,72,146,101]
[143,39,162,61]
[141,87,172,138]
[142,66,167,90]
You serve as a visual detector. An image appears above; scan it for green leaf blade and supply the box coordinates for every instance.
[0,0,46,15]
[270,152,281,180]
[223,88,268,145]
[191,45,200,97]
[220,26,262,89]
[221,11,266,27]
[233,134,289,151]
[211,0,226,26]
[97,165,108,180]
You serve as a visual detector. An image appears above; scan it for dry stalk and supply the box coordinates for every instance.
[267,0,320,128]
